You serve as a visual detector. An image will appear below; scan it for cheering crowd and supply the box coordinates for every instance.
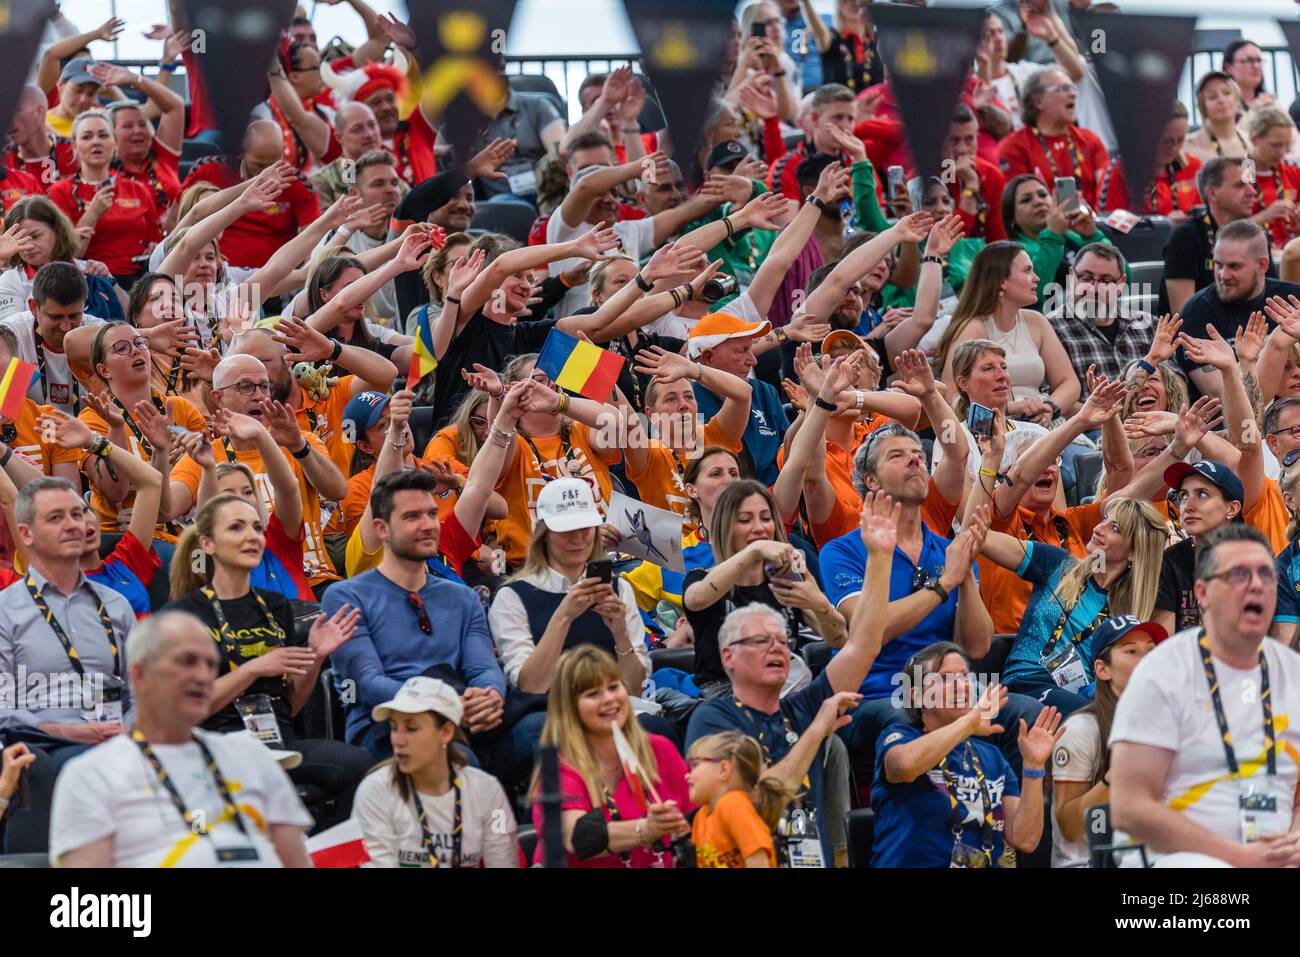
[2,0,1300,871]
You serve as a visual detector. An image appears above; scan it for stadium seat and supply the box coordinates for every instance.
[969,633,1015,678]
[0,853,48,867]
[98,533,171,612]
[470,200,539,245]
[506,76,566,119]
[410,405,436,455]
[649,646,694,674]
[320,667,346,742]
[179,138,223,180]
[802,640,833,675]
[517,825,538,865]
[1072,451,1104,505]
[1098,217,1173,265]
[845,807,875,868]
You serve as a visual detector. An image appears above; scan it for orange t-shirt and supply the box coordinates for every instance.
[342,455,465,535]
[977,501,1101,635]
[624,418,743,518]
[494,423,620,567]
[691,789,776,869]
[78,392,208,539]
[299,375,355,476]
[423,424,469,467]
[7,398,80,475]
[1245,479,1290,555]
[171,432,338,584]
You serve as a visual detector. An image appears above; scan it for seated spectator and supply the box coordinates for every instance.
[44,58,102,142]
[0,325,80,484]
[976,495,1168,714]
[352,676,520,867]
[1184,72,1249,164]
[322,469,506,758]
[529,646,692,868]
[996,67,1110,212]
[1223,39,1275,114]
[318,58,436,187]
[101,66,185,215]
[562,68,648,168]
[1110,525,1300,867]
[47,110,160,285]
[870,641,1061,868]
[1046,243,1155,405]
[804,0,881,94]
[1177,221,1300,398]
[312,103,391,208]
[686,730,793,868]
[476,87,567,206]
[943,103,1006,242]
[0,196,121,322]
[164,493,371,814]
[767,85,858,202]
[49,611,314,867]
[3,260,95,417]
[264,42,339,174]
[1161,157,1261,317]
[1246,109,1300,249]
[292,251,414,374]
[4,85,77,182]
[0,742,35,831]
[406,232,472,337]
[975,12,1042,132]
[1099,101,1201,222]
[1051,615,1161,868]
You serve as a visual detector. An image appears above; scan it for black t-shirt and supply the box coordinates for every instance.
[1154,537,1199,632]
[1158,207,1277,316]
[683,568,798,686]
[430,309,558,428]
[162,588,302,734]
[605,330,687,413]
[1176,277,1300,390]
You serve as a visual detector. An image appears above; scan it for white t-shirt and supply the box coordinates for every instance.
[1051,711,1100,868]
[1108,629,1300,865]
[351,764,520,867]
[545,210,655,317]
[50,729,313,868]
[1,310,104,414]
[990,60,1041,130]
[0,262,95,321]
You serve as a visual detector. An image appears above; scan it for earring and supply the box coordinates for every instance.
[998,287,1005,299]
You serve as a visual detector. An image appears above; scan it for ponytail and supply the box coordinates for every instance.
[169,524,210,598]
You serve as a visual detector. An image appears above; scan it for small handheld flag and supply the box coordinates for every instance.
[611,718,662,811]
[408,305,439,388]
[0,357,38,420]
[535,328,624,402]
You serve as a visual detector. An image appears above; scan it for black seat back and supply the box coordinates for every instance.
[845,808,875,868]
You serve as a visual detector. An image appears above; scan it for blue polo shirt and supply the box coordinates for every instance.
[693,378,787,486]
[818,522,968,698]
[1276,536,1300,624]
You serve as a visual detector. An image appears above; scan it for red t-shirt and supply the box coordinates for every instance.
[0,166,41,211]
[264,511,314,602]
[182,48,216,139]
[48,174,160,274]
[997,124,1111,211]
[114,140,182,214]
[949,155,1007,241]
[1100,154,1203,218]
[1253,164,1300,248]
[390,110,437,186]
[180,157,322,268]
[2,139,77,188]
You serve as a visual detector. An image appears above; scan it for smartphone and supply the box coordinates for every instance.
[585,559,613,585]
[968,402,997,440]
[906,176,925,215]
[886,165,906,197]
[751,20,767,38]
[1054,176,1077,210]
[764,560,805,584]
[167,425,194,438]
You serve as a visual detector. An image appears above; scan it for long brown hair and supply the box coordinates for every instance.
[169,493,259,597]
[373,712,470,803]
[4,196,80,267]
[681,446,741,528]
[1077,645,1121,784]
[688,731,795,830]
[932,240,1026,376]
[707,479,787,564]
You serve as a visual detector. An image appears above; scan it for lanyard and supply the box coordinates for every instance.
[520,427,574,482]
[942,741,997,863]
[732,697,809,802]
[1200,207,1218,270]
[1045,591,1109,660]
[414,775,462,868]
[27,574,119,681]
[112,153,168,214]
[202,587,287,680]
[7,139,58,179]
[130,728,252,840]
[1025,514,1071,551]
[1030,126,1083,181]
[1197,629,1275,777]
[1150,160,1182,214]
[1208,128,1248,158]
[33,321,80,414]
[112,392,167,457]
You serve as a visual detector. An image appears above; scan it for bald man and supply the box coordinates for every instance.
[3,85,78,185]
[310,103,408,209]
[169,354,347,590]
[179,120,322,268]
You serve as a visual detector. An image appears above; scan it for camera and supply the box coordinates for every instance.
[701,274,738,303]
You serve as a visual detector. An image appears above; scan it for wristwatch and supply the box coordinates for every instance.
[922,577,949,603]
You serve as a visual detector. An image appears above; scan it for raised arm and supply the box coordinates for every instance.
[459,224,620,318]
[261,399,348,503]
[303,230,434,334]
[454,384,526,540]
[883,215,966,359]
[633,346,752,446]
[208,410,303,536]
[804,213,934,321]
[272,316,397,396]
[159,171,288,278]
[893,349,968,504]
[38,17,123,94]
[826,491,898,692]
[266,64,331,161]
[90,62,184,153]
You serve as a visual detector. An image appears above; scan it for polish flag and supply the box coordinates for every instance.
[307,818,370,868]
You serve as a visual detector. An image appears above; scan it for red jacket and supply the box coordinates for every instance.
[181,157,321,268]
[950,155,1007,241]
[1100,154,1203,218]
[997,124,1111,211]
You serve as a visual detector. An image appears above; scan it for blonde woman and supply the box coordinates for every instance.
[1184,72,1249,163]
[529,645,693,868]
[975,497,1169,714]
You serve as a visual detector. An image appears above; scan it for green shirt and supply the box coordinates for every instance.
[946,230,1122,309]
[677,179,777,288]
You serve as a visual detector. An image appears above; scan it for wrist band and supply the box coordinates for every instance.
[773,70,787,77]
[0,446,11,469]
[1022,767,1046,779]
[489,425,515,447]
[555,393,570,415]
[854,390,866,410]
[290,441,312,459]
[158,63,179,73]
[445,294,462,305]
[329,340,344,362]
[669,287,683,308]
[621,126,640,134]
[634,273,652,292]
[978,467,999,478]
[723,216,736,240]
[774,327,787,344]
[681,284,694,302]
[1047,37,1060,47]
[0,795,8,812]
[961,188,978,198]
[813,395,837,413]
[807,195,831,214]
[1135,358,1156,375]
[921,254,944,265]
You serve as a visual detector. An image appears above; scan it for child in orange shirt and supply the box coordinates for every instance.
[687,732,793,868]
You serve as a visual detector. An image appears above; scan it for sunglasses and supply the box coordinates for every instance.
[406,591,432,634]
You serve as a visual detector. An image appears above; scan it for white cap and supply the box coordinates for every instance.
[535,477,603,532]
[229,730,303,769]
[371,676,464,725]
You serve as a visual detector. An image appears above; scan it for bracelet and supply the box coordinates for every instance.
[616,643,638,657]
[1135,358,1156,375]
[489,425,515,447]
[634,272,652,292]
[555,392,570,415]
[388,439,406,452]
[1022,767,1046,779]
[921,254,944,265]
[691,362,703,382]
[813,395,837,413]
[723,216,736,241]
[774,327,787,345]
[290,441,312,460]
[445,294,462,305]
[854,390,866,411]
[807,195,831,214]
[329,340,344,362]
[1047,37,1060,47]
[669,287,684,308]
[620,126,640,134]
[773,70,787,77]
[0,795,8,812]
[634,819,647,845]
[978,467,999,478]
[0,446,11,469]
[961,188,978,198]
[158,63,179,73]
[681,284,694,302]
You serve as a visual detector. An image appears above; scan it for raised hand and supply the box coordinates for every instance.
[643,241,707,285]
[781,378,809,412]
[37,408,95,450]
[1174,396,1223,451]
[923,213,965,259]
[737,73,779,120]
[83,390,124,429]
[260,399,305,448]
[633,345,694,382]
[820,350,865,400]
[393,231,435,272]
[134,399,174,454]
[859,490,901,555]
[95,16,126,42]
[142,317,199,359]
[250,646,318,679]
[1177,326,1236,371]
[965,681,1008,737]
[343,201,389,234]
[782,311,832,344]
[386,389,414,431]
[308,604,361,657]
[891,211,936,245]
[812,159,852,205]
[1145,313,1182,365]
[212,408,268,444]
[271,316,335,362]
[176,428,216,468]
[322,193,364,229]
[1264,294,1300,339]
[1077,376,1126,427]
[736,190,788,231]
[792,342,825,394]
[1235,311,1268,364]
[238,172,284,213]
[893,349,938,398]
[180,346,222,383]
[0,223,38,264]
[1017,705,1064,769]
[686,259,726,300]
[571,222,620,261]
[465,137,516,181]
[460,363,504,399]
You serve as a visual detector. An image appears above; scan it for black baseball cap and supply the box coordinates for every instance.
[1163,460,1244,505]
[1091,615,1167,661]
[706,140,748,170]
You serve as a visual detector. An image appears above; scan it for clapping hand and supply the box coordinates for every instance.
[1017,705,1064,770]
[307,604,361,657]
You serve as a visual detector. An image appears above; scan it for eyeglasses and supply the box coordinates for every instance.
[1232,57,1264,66]
[468,416,488,430]
[687,757,722,770]
[1271,424,1300,441]
[223,380,272,397]
[406,591,433,634]
[1205,565,1277,587]
[107,336,151,356]
[1073,272,1124,285]
[1045,83,1078,95]
[727,633,788,651]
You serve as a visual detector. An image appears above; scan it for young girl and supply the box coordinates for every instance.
[687,731,792,868]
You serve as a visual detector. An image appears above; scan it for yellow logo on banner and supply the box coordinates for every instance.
[0,3,10,32]
[651,21,698,70]
[895,30,937,78]
[421,11,507,114]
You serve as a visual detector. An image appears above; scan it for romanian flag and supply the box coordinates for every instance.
[0,357,37,420]
[535,328,624,402]
[407,304,438,388]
